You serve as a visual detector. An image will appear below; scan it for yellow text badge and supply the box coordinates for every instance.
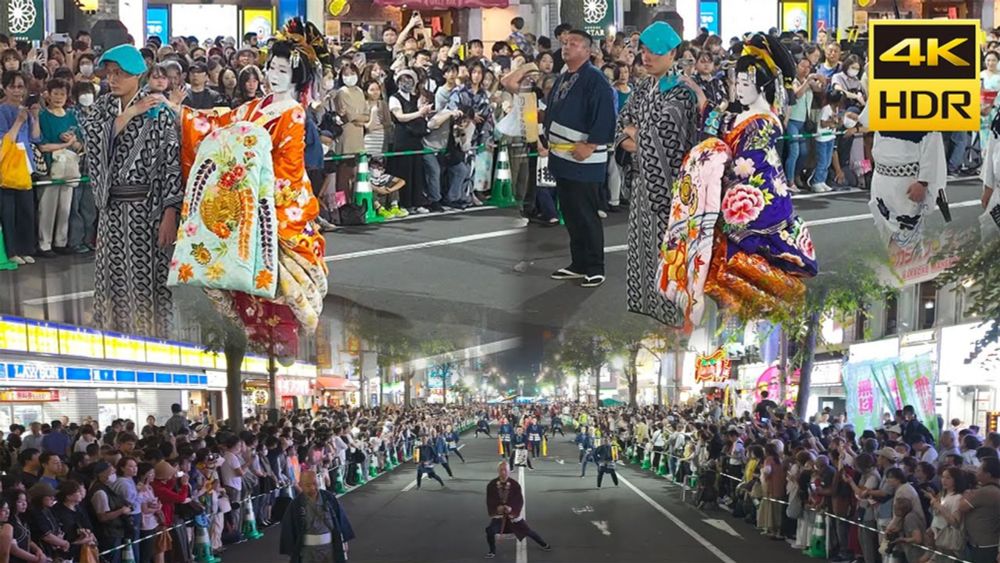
[868,20,980,131]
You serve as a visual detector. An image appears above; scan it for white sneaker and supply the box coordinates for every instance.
[22,256,35,264]
[811,182,832,193]
[11,256,25,265]
[597,210,608,219]
[414,206,430,214]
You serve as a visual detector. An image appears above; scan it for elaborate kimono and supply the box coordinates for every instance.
[661,111,817,325]
[615,77,701,327]
[859,105,947,263]
[177,95,328,354]
[82,89,183,339]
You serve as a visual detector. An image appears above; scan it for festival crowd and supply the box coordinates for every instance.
[2,16,997,264]
[0,404,476,563]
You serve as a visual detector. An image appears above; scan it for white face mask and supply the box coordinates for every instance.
[78,93,95,107]
[323,78,335,91]
[342,74,358,87]
[80,64,94,76]
[267,65,292,94]
[843,116,858,128]
[847,68,859,78]
[106,473,118,484]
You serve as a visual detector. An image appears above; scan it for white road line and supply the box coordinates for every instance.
[804,199,980,227]
[791,188,864,199]
[618,474,737,563]
[401,479,418,492]
[23,290,95,306]
[517,465,527,563]
[325,228,524,262]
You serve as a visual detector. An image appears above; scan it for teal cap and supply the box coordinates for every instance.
[639,21,682,56]
[97,44,147,76]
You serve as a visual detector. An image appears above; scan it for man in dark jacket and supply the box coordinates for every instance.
[593,441,619,488]
[280,470,354,563]
[485,461,551,559]
[901,405,935,446]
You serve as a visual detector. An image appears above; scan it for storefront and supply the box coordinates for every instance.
[140,3,277,48]
[316,376,360,406]
[853,0,981,23]
[938,323,1000,430]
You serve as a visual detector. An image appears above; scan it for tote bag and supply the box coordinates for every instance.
[0,136,33,190]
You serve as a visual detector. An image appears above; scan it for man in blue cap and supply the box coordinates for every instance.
[81,43,183,339]
[615,19,707,328]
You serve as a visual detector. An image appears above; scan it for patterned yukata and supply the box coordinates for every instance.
[615,77,700,327]
[82,89,183,339]
[179,95,328,355]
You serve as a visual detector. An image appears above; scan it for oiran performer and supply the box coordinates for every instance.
[484,461,551,559]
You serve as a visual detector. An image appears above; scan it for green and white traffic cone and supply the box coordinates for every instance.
[355,463,367,485]
[241,496,263,540]
[806,512,827,558]
[355,153,383,224]
[486,147,516,208]
[334,466,347,493]
[631,446,641,465]
[388,448,398,469]
[369,462,379,479]
[120,539,136,563]
[641,450,652,471]
[656,452,668,476]
[193,523,219,563]
[0,225,18,271]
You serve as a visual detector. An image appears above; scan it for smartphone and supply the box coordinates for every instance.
[23,93,40,107]
[452,36,461,47]
[52,33,72,45]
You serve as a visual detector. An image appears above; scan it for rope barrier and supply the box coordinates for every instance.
[91,418,478,558]
[628,446,974,563]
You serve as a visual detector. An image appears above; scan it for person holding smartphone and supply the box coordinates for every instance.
[0,70,42,265]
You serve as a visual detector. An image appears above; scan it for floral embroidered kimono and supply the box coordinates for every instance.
[660,111,817,324]
[177,95,328,354]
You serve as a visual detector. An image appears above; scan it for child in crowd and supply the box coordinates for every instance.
[811,90,842,193]
[369,156,407,218]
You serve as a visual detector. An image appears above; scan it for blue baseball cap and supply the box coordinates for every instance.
[639,21,682,56]
[97,44,148,76]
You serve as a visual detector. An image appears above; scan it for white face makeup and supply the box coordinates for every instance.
[735,72,760,106]
[267,56,293,94]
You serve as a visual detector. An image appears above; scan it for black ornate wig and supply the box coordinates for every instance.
[734,33,797,109]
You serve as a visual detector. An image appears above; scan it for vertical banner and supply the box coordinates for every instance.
[843,361,885,433]
[699,0,720,36]
[146,5,169,45]
[870,359,903,412]
[894,354,939,440]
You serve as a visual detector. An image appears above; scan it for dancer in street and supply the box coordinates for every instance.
[498,418,514,458]
[475,416,492,438]
[415,436,446,489]
[444,424,466,463]
[484,462,551,559]
[509,427,533,470]
[279,470,355,563]
[82,44,182,339]
[526,418,543,458]
[432,428,455,478]
[594,439,620,487]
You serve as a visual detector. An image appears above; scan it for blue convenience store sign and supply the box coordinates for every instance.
[2,361,214,388]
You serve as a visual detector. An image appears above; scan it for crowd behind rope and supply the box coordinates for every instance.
[3,20,998,264]
[548,397,1000,563]
[0,404,478,563]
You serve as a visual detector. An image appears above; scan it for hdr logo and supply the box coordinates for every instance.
[869,20,980,131]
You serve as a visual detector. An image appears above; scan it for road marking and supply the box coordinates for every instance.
[791,188,864,199]
[618,474,737,563]
[517,465,527,563]
[23,290,95,306]
[571,505,594,514]
[325,228,524,262]
[402,479,418,492]
[591,520,612,536]
[703,518,742,538]
[804,199,980,227]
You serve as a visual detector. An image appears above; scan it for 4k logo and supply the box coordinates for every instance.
[869,20,980,131]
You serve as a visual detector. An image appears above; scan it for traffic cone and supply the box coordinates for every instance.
[0,226,17,271]
[193,522,219,563]
[486,147,515,207]
[355,153,383,224]
[541,436,548,457]
[806,512,827,558]
[656,452,668,476]
[631,446,641,464]
[369,462,378,479]
[333,467,347,494]
[120,539,137,563]
[641,450,652,471]
[241,496,263,540]
[355,463,367,485]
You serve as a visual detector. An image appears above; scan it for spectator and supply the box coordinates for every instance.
[52,480,97,562]
[40,420,71,457]
[0,70,42,265]
[3,488,46,563]
[165,404,189,436]
[37,453,62,489]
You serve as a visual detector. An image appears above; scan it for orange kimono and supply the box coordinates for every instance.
[180,95,327,353]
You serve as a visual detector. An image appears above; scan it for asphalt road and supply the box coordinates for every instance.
[0,177,987,350]
[221,428,816,563]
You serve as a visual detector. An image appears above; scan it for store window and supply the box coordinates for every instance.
[885,294,899,336]
[97,390,138,430]
[918,281,937,330]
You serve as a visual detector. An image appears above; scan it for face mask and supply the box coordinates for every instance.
[847,68,859,78]
[80,64,94,76]
[323,78,335,91]
[78,93,94,107]
[843,116,858,128]
[106,473,118,484]
[342,75,358,87]
[267,66,292,94]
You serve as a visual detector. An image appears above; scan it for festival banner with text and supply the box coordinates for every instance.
[843,355,937,433]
